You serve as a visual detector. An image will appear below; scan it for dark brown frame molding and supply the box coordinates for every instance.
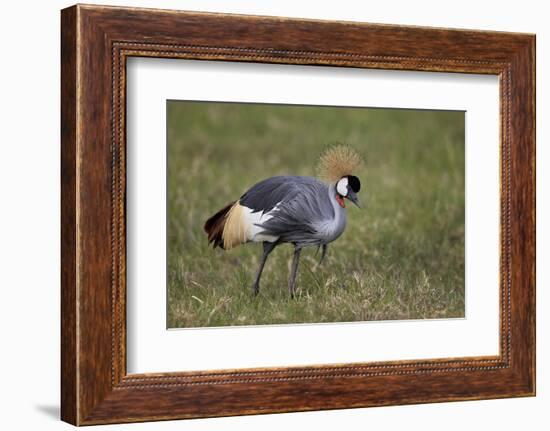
[61,4,535,425]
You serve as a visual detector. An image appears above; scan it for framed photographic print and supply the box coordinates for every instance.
[61,4,535,425]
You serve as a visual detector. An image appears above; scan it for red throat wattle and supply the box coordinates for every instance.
[335,194,345,208]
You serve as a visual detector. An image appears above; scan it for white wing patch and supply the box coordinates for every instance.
[241,205,280,243]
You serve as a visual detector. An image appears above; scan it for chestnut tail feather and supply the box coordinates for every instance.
[204,201,235,249]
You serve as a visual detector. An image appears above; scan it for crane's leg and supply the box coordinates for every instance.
[252,241,277,296]
[318,244,328,266]
[288,246,302,298]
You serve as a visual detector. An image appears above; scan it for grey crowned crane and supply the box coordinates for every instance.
[204,145,363,297]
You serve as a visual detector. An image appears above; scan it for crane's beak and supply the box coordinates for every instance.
[346,190,361,208]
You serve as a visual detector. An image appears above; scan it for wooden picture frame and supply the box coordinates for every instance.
[61,4,535,425]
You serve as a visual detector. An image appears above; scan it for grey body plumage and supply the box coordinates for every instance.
[204,146,362,297]
[241,176,347,248]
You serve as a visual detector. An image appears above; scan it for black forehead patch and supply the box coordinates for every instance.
[347,175,361,192]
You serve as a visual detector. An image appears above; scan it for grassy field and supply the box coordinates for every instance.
[167,101,465,328]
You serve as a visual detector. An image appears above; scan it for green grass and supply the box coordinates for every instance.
[167,101,465,328]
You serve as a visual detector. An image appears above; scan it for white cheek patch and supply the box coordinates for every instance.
[336,177,348,196]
